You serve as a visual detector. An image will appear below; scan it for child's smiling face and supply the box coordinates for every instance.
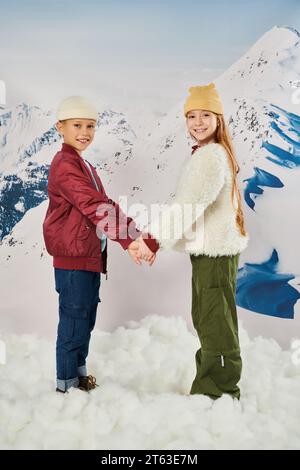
[56,119,97,155]
[186,109,218,145]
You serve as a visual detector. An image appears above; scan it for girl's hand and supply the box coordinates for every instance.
[137,236,156,266]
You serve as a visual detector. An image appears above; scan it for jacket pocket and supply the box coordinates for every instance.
[76,223,93,240]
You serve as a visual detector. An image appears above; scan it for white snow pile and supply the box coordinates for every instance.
[0,314,300,450]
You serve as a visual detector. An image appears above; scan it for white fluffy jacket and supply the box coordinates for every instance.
[149,143,249,257]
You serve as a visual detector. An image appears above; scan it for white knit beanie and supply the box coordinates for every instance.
[56,96,98,121]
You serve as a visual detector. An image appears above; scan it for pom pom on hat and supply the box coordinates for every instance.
[56,96,98,121]
[184,83,223,116]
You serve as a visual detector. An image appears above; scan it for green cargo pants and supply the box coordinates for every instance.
[190,254,242,400]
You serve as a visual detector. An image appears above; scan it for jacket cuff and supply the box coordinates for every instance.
[141,233,160,253]
[118,232,140,250]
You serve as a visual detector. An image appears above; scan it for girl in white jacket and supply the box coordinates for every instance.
[144,83,249,399]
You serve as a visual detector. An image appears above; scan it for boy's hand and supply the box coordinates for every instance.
[128,240,142,266]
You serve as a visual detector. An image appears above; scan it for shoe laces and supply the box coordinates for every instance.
[79,374,98,391]
[87,375,97,389]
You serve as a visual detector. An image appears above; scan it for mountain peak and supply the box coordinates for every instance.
[217,24,300,91]
[254,24,300,50]
[278,25,300,38]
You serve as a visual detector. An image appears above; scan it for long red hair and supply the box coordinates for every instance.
[215,114,247,236]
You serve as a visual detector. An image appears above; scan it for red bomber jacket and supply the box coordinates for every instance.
[43,143,159,273]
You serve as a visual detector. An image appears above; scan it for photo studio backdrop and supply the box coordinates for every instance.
[0,20,299,348]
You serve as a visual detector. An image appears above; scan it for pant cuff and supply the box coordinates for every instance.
[57,376,79,392]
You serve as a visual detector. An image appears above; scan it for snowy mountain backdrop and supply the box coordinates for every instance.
[0,25,300,347]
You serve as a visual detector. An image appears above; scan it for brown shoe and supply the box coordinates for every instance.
[78,375,98,392]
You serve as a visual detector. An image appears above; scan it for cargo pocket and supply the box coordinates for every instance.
[58,304,90,341]
[199,287,225,351]
[200,286,239,353]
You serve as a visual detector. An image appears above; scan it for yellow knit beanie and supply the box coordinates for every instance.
[184,83,223,116]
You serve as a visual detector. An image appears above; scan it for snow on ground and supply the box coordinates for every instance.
[0,314,300,450]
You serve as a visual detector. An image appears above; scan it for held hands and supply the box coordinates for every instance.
[128,235,156,266]
[137,235,156,266]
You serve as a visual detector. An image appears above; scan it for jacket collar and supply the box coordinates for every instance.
[61,143,82,159]
[191,142,219,155]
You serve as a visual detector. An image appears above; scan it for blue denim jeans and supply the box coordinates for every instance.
[54,268,101,392]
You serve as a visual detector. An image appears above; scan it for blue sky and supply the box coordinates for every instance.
[1,0,300,113]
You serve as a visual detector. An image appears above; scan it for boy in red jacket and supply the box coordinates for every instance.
[43,96,159,393]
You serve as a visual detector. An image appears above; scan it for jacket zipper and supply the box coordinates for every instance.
[82,158,107,271]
